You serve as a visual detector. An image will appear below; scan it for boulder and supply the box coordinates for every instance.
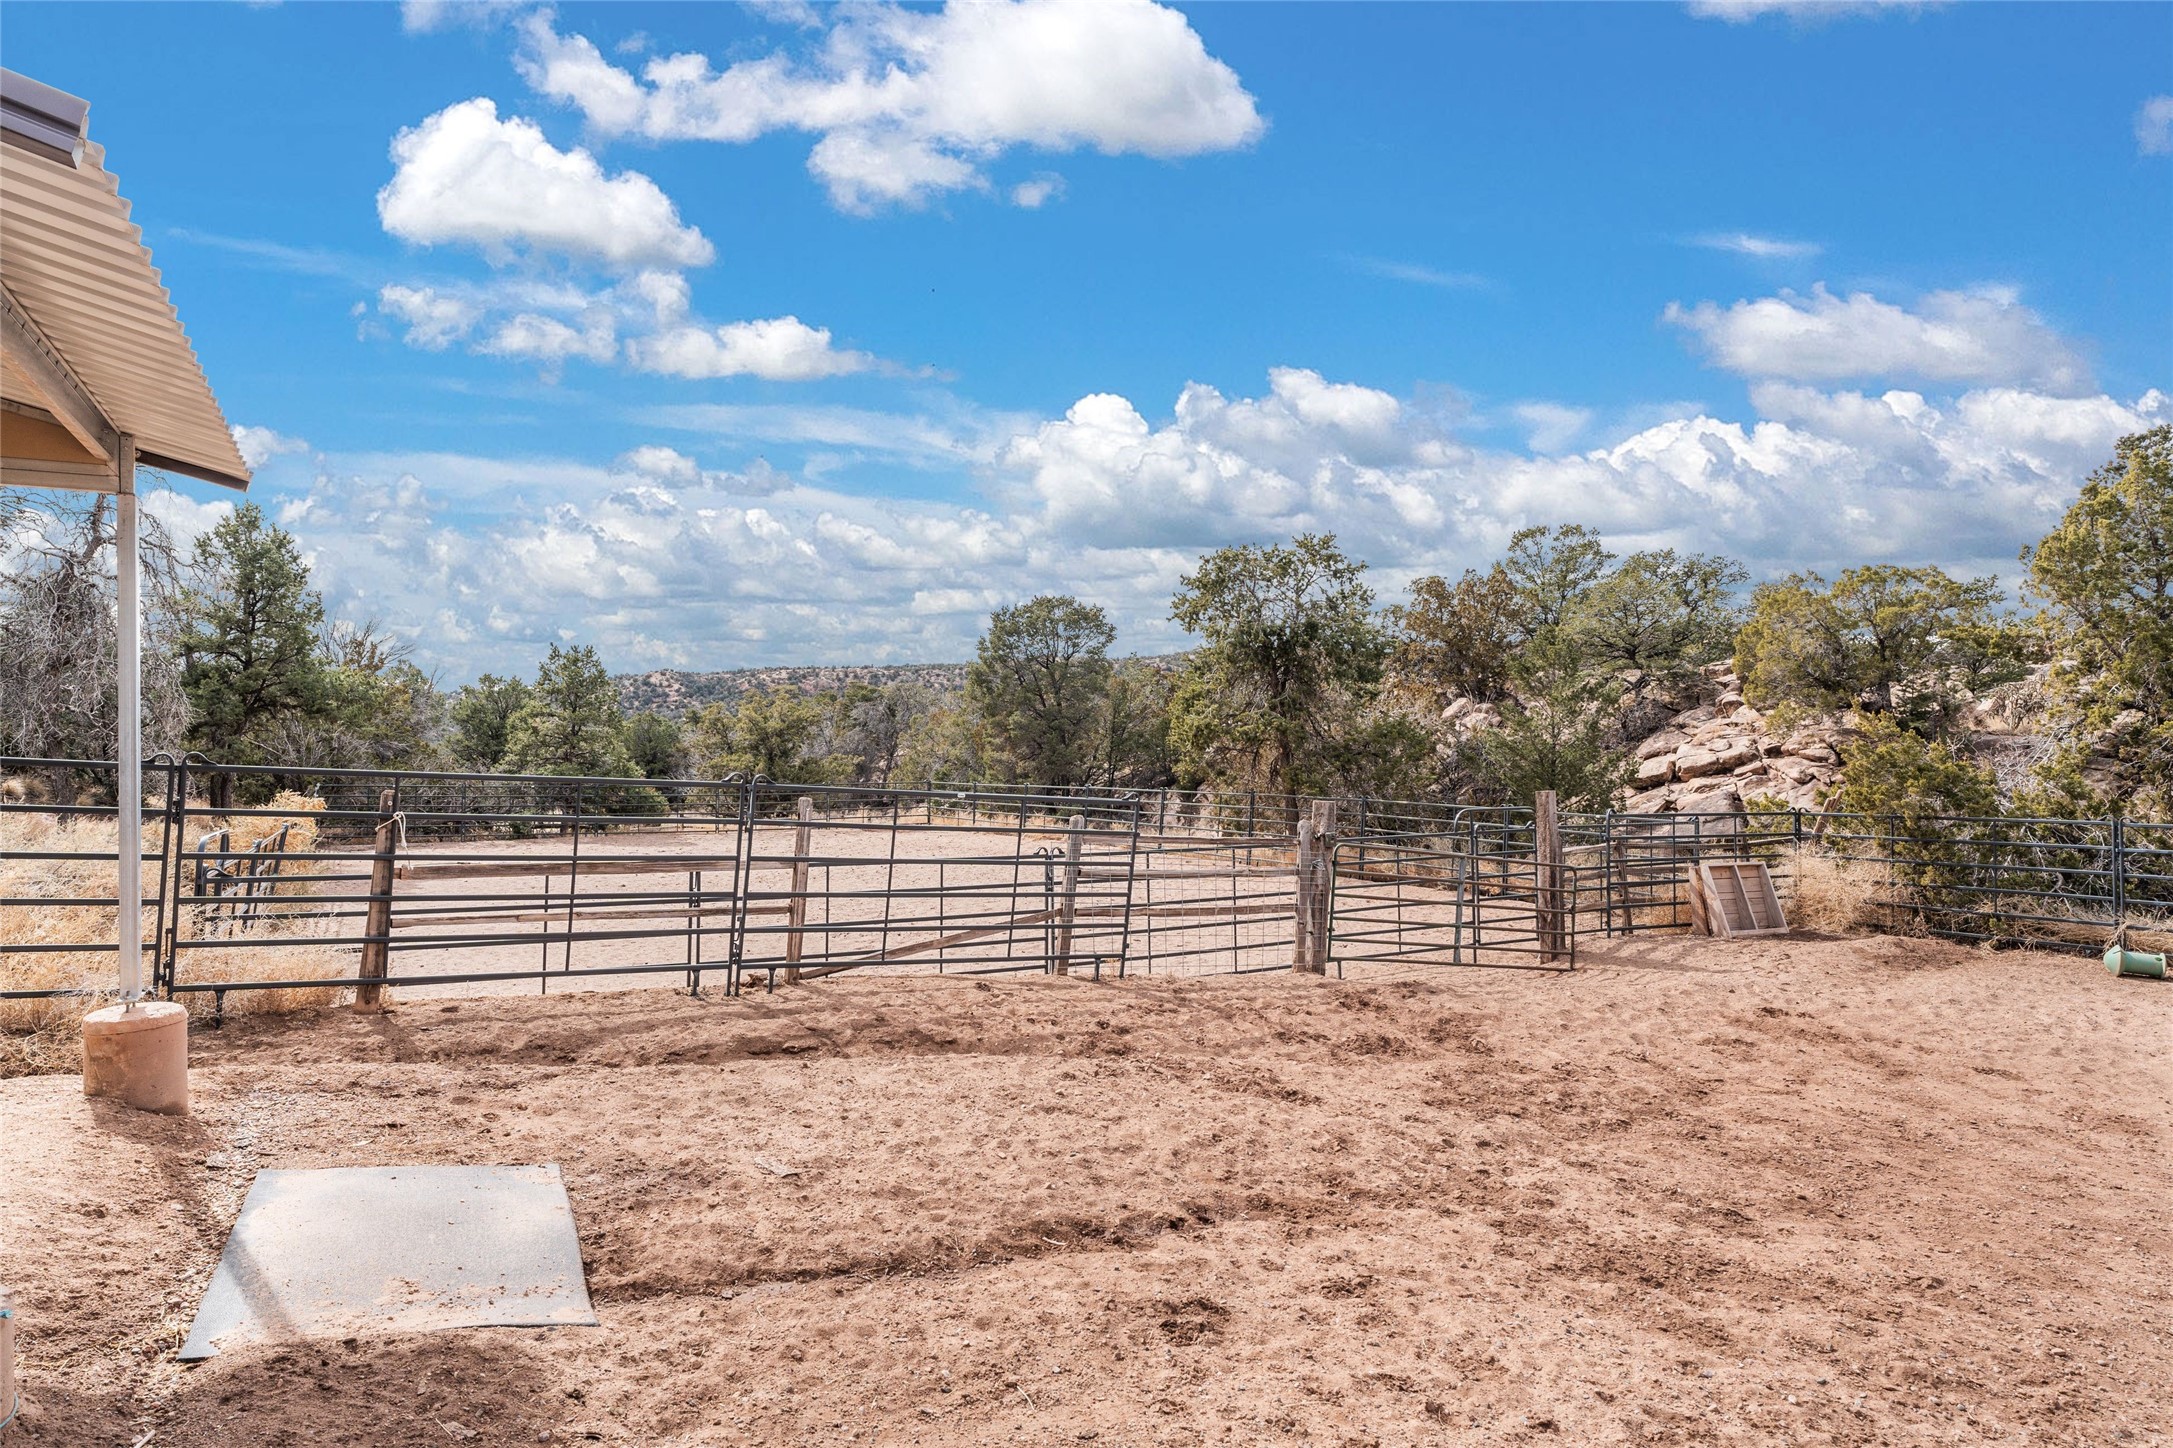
[1624,784,1676,814]
[1674,747,1725,781]
[1635,729,1688,761]
[1633,755,1674,787]
[1684,737,1761,773]
[1678,783,1743,816]
[1728,704,1762,726]
[1673,705,1719,729]
[1769,756,1822,786]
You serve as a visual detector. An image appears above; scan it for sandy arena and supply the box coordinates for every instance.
[2,933,2167,1447]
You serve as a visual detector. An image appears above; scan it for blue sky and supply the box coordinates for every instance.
[8,0,2171,681]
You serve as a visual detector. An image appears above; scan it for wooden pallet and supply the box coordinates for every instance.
[1690,860,1789,939]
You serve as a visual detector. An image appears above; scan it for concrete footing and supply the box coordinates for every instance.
[81,1000,189,1115]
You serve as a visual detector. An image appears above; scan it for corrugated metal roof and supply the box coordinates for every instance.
[0,69,250,489]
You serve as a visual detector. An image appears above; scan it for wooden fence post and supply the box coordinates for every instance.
[354,788,397,1010]
[782,795,814,984]
[1052,814,1085,974]
[1311,799,1339,973]
[1534,789,1564,963]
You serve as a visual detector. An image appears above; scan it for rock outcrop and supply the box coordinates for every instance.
[1616,663,1848,815]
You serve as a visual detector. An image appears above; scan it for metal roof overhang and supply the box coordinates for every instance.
[0,67,252,494]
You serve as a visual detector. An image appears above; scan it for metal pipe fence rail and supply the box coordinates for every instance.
[1326,828,1582,972]
[146,766,1146,1008]
[11,755,2171,1009]
[157,761,758,1009]
[1770,810,2173,951]
[0,756,174,995]
[1121,832,1307,976]
[1561,810,1803,943]
[732,781,1139,987]
[930,781,1472,844]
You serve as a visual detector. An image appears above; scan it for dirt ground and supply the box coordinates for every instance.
[3,933,2167,1448]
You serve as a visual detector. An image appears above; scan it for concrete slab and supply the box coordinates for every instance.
[179,1164,597,1361]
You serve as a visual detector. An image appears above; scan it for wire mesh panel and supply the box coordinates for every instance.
[1122,831,1305,976]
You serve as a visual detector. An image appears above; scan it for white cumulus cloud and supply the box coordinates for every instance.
[230,426,310,471]
[211,370,2169,679]
[515,0,1263,212]
[628,316,876,381]
[1511,403,1594,454]
[478,311,618,368]
[377,98,714,269]
[371,269,896,383]
[2139,95,2173,156]
[1665,283,2090,393]
[399,0,524,34]
[1009,174,1065,209]
[377,283,485,349]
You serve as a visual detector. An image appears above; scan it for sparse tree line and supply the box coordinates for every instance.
[4,426,2168,821]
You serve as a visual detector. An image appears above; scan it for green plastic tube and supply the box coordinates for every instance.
[2103,946,2168,979]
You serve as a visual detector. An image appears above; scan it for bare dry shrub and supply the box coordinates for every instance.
[2,796,343,1077]
[1786,845,1917,937]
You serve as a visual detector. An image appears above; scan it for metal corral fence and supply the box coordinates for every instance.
[933,781,1464,842]
[7,756,2169,1009]
[1328,812,1581,972]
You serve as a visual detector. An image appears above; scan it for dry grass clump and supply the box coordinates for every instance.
[2,794,344,1077]
[1786,845,1918,936]
[218,789,327,853]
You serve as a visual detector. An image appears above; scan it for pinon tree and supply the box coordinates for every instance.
[689,685,841,782]
[498,643,634,777]
[1734,564,2020,737]
[1569,547,1747,699]
[965,594,1115,786]
[621,711,689,780]
[1167,534,1401,798]
[1390,565,1521,707]
[2024,423,2173,808]
[831,682,937,786]
[178,503,326,802]
[449,674,533,771]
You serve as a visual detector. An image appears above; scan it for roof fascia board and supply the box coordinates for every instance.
[136,448,248,492]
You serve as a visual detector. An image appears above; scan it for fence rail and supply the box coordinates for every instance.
[7,756,2168,1006]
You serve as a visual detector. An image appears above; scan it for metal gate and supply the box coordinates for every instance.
[1326,813,1576,971]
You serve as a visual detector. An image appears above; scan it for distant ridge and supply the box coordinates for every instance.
[615,653,1190,718]
[615,663,971,718]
